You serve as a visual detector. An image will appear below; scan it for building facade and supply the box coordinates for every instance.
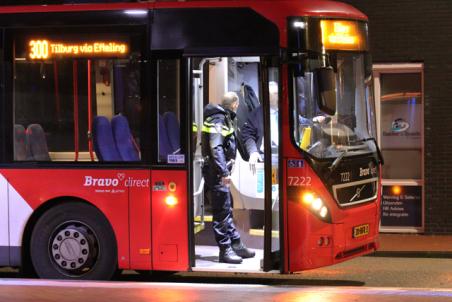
[342,0,452,234]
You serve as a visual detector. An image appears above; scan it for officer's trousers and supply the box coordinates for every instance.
[203,168,240,248]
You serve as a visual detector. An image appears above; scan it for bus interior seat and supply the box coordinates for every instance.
[92,116,122,162]
[14,124,28,161]
[158,116,173,161]
[26,124,51,161]
[111,114,140,161]
[163,111,180,153]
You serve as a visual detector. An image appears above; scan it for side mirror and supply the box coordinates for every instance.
[316,67,336,115]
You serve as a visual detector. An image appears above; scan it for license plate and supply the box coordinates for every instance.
[353,224,369,238]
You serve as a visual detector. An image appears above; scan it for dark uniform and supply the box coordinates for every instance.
[201,104,241,250]
[241,105,264,157]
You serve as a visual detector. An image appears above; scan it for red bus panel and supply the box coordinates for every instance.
[151,170,189,271]
[128,170,152,270]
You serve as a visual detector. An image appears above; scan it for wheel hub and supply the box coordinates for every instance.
[51,227,90,270]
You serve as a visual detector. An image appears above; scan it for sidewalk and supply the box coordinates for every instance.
[373,233,452,258]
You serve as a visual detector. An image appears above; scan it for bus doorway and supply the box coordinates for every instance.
[190,57,280,272]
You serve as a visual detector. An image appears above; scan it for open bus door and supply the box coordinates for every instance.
[189,56,282,272]
[261,59,281,272]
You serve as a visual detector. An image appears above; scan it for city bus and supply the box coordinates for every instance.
[0,0,383,279]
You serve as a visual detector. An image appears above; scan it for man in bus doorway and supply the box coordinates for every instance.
[202,92,255,264]
[242,81,279,174]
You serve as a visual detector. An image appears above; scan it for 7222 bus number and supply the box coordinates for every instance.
[287,176,312,187]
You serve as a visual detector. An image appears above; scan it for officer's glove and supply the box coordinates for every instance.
[249,152,263,175]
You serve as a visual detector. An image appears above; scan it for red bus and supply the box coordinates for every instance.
[0,0,383,279]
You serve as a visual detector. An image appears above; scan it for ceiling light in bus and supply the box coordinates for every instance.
[293,21,306,29]
[124,10,148,16]
[165,195,178,207]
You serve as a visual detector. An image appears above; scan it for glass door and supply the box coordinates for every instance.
[373,63,424,233]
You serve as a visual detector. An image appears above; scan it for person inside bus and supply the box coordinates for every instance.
[241,81,279,174]
[202,92,255,264]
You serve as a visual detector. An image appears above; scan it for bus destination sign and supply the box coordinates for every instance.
[28,39,128,59]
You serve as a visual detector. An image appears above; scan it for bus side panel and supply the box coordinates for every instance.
[0,174,9,265]
[128,170,152,270]
[151,170,188,271]
[1,169,131,269]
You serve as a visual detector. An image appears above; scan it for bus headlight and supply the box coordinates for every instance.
[300,191,332,223]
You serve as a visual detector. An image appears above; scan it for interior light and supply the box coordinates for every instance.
[124,10,148,16]
[165,195,178,207]
[293,21,306,29]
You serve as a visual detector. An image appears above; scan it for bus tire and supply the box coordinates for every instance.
[30,201,117,280]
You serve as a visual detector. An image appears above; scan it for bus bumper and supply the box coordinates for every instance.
[290,203,379,271]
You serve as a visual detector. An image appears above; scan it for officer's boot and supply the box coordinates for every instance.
[232,239,256,259]
[219,246,243,264]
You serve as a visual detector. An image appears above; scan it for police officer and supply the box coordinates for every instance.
[202,92,255,264]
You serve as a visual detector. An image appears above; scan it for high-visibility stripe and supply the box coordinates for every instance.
[201,125,234,136]
[203,121,229,131]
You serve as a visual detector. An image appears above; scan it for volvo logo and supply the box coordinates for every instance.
[350,185,366,202]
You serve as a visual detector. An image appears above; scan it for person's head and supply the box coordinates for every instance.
[222,91,240,112]
[269,81,279,109]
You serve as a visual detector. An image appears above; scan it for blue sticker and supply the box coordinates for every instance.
[287,159,304,168]
[167,154,185,164]
[256,169,264,194]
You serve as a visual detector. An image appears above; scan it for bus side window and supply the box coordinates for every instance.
[13,38,143,163]
[157,59,183,164]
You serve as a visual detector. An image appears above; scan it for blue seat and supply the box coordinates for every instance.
[163,111,180,153]
[159,116,173,161]
[92,116,122,162]
[111,114,140,161]
[14,124,28,161]
[26,124,50,161]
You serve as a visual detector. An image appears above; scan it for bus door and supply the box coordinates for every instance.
[189,56,280,272]
[151,58,189,272]
[261,60,281,272]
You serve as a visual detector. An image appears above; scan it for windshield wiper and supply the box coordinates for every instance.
[328,137,384,175]
[328,149,348,174]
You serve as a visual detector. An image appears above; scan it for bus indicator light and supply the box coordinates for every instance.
[301,192,315,205]
[165,195,178,207]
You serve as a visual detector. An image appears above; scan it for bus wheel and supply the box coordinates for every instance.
[30,202,117,280]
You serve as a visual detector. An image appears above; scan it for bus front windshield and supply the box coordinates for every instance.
[292,52,376,159]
